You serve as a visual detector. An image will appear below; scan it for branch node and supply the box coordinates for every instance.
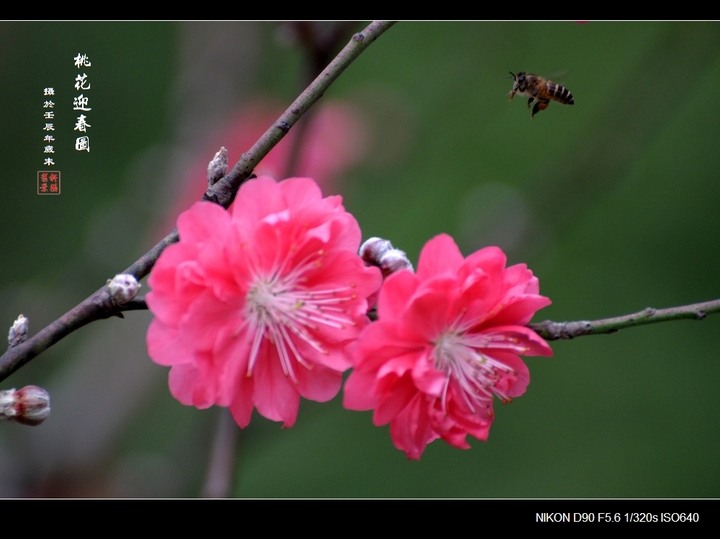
[202,190,219,204]
[696,310,707,320]
[353,32,365,43]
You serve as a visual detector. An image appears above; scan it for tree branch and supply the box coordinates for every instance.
[202,21,396,209]
[528,299,720,340]
[0,21,396,384]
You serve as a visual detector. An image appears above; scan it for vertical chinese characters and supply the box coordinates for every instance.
[38,88,61,195]
[42,88,55,166]
[73,53,92,153]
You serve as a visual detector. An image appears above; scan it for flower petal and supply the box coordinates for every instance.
[147,176,380,429]
[344,234,552,459]
[416,234,465,280]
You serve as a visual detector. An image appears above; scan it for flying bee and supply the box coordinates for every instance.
[506,71,574,119]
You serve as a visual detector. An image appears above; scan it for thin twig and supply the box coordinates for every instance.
[528,299,720,341]
[283,22,358,179]
[0,21,396,384]
[119,295,720,341]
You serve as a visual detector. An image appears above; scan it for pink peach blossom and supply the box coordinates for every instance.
[147,177,381,428]
[344,234,552,459]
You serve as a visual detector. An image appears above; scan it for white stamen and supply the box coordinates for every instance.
[243,250,355,383]
[433,326,526,415]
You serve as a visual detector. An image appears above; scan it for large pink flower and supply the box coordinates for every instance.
[147,177,381,428]
[343,234,552,459]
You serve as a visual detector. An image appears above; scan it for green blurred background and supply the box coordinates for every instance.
[1,21,720,497]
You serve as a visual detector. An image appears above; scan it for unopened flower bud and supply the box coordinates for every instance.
[0,385,51,426]
[207,146,228,187]
[379,248,414,276]
[7,314,28,348]
[359,237,414,277]
[107,274,141,304]
[360,237,392,266]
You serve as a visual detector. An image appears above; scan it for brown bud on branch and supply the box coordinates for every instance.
[0,385,51,426]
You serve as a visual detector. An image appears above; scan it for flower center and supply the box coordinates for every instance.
[432,328,519,416]
[243,250,357,384]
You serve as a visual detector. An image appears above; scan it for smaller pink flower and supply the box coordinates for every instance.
[147,177,381,428]
[344,234,552,459]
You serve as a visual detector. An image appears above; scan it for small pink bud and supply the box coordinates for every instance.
[0,385,51,426]
[359,237,413,277]
[108,274,141,304]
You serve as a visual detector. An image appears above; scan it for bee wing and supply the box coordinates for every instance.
[543,69,571,83]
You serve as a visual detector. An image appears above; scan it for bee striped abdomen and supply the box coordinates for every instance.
[546,82,574,105]
[507,71,575,118]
